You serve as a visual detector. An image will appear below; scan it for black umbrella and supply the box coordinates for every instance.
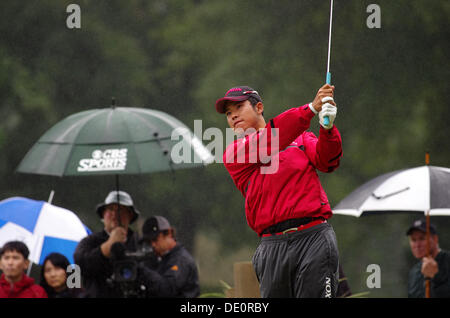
[333,154,450,297]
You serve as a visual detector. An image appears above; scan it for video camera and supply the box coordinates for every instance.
[109,243,158,298]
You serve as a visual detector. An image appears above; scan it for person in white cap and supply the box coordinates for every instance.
[73,190,140,298]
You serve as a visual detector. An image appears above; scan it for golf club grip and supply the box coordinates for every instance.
[323,72,331,126]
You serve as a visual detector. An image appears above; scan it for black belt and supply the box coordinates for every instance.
[260,217,325,236]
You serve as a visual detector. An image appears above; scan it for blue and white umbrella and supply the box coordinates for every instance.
[0,197,91,265]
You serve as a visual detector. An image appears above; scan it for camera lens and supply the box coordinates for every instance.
[120,267,133,280]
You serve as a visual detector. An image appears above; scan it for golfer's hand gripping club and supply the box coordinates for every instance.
[319,96,337,129]
[323,73,332,126]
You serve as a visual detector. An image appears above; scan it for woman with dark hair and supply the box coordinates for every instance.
[40,253,82,298]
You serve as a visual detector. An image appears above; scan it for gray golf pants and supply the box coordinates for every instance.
[252,222,339,298]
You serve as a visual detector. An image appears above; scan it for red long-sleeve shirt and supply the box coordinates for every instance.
[223,104,342,235]
[0,273,47,298]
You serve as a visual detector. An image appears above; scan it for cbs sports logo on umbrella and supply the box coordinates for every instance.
[77,149,128,172]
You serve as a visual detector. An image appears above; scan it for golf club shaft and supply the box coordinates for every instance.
[323,0,334,126]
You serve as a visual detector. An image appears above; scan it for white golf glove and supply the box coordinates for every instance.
[319,96,337,129]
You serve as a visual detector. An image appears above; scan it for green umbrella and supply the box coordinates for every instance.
[16,105,214,177]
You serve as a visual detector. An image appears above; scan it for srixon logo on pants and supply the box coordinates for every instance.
[325,277,332,298]
[78,148,128,172]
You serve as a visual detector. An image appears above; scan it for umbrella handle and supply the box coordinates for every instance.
[425,211,431,298]
[27,233,42,275]
[26,261,33,277]
[47,190,55,204]
[115,174,122,227]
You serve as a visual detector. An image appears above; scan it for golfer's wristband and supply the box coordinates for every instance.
[308,103,318,115]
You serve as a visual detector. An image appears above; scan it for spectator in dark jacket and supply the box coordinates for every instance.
[138,216,200,298]
[0,241,47,298]
[73,190,140,298]
[407,219,450,298]
[40,252,83,298]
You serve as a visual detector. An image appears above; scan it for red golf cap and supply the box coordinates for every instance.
[215,86,262,113]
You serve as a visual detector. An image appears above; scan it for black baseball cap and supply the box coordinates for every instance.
[215,86,262,113]
[141,216,171,241]
[406,219,437,236]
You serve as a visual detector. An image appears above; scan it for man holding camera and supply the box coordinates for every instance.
[138,216,200,298]
[73,190,141,298]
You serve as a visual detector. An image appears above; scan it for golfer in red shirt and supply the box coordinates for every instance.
[216,84,342,297]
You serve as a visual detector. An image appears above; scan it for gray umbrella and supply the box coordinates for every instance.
[16,105,214,176]
[16,104,214,227]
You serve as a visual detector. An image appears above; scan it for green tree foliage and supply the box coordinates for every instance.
[0,0,448,296]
